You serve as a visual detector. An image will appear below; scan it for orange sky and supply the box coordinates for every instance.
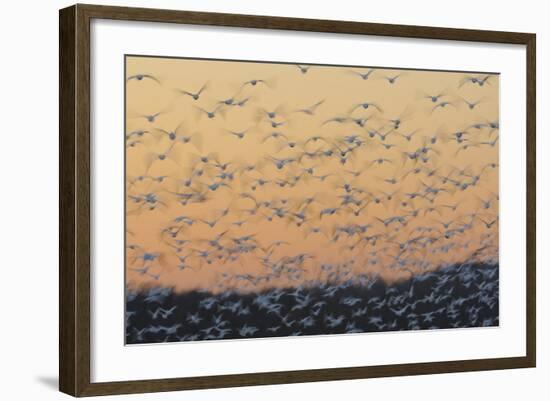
[125,56,499,293]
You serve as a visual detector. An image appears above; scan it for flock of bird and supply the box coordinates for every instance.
[125,59,499,342]
[126,261,498,343]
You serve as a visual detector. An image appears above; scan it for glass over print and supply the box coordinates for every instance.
[124,56,499,344]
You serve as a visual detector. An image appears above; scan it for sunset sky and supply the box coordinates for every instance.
[125,55,499,293]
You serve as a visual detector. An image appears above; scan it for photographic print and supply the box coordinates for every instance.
[124,56,499,344]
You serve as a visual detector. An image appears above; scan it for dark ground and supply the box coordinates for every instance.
[126,262,498,344]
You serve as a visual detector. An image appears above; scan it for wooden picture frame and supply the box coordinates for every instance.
[59,3,536,397]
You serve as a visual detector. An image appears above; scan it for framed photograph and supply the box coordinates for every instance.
[59,4,536,397]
